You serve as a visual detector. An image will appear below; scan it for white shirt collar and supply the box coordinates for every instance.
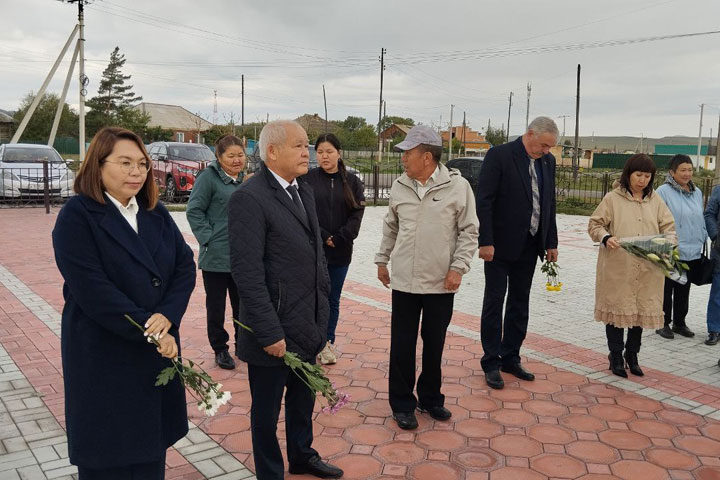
[267,166,299,192]
[105,193,139,233]
[106,193,138,212]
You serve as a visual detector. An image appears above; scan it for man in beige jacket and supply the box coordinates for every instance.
[375,125,479,430]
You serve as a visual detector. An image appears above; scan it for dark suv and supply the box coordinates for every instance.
[446,156,484,190]
[148,142,214,199]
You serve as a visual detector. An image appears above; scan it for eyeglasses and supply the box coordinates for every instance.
[104,160,150,174]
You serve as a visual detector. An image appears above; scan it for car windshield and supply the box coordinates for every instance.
[167,146,214,162]
[2,147,64,164]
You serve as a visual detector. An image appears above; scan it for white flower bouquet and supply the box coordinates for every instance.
[125,314,231,416]
[617,234,688,284]
[233,319,350,414]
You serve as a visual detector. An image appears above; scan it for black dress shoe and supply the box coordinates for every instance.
[656,326,674,339]
[706,332,720,346]
[215,350,235,370]
[417,403,452,421]
[392,411,419,430]
[672,325,695,338]
[501,363,535,381]
[289,455,344,479]
[485,370,504,389]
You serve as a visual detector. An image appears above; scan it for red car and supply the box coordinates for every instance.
[148,142,214,200]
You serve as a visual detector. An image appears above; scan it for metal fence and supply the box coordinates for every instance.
[0,162,75,210]
[555,167,715,210]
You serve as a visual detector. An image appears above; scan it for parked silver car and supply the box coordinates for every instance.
[0,144,74,198]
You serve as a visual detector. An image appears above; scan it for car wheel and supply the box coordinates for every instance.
[165,176,178,201]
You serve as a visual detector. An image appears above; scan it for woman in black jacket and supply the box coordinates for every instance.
[304,133,365,364]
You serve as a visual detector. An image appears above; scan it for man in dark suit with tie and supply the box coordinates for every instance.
[228,120,343,479]
[475,116,559,390]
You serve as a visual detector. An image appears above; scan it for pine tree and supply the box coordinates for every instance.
[86,46,148,136]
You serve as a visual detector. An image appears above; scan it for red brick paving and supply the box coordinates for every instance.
[1,208,720,479]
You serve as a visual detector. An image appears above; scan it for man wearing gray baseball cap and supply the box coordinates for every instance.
[375,124,479,430]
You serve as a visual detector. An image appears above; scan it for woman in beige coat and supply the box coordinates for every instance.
[588,154,675,378]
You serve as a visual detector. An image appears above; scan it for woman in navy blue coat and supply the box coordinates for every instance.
[52,127,196,479]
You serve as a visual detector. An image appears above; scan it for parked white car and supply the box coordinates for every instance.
[0,143,75,199]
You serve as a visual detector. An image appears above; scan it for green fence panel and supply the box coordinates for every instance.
[592,153,673,169]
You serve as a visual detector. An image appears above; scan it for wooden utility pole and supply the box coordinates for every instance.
[573,64,581,180]
[525,82,531,130]
[448,105,454,162]
[462,111,467,155]
[323,84,328,133]
[376,48,386,167]
[506,92,513,143]
[697,104,705,171]
[241,74,244,131]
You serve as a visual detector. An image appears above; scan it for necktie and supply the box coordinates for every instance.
[286,185,308,223]
[529,159,540,236]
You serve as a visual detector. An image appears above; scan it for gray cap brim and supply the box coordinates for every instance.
[393,139,420,152]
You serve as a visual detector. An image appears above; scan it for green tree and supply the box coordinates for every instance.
[379,115,415,132]
[485,125,506,147]
[202,124,234,146]
[143,125,174,142]
[86,46,149,136]
[11,92,79,141]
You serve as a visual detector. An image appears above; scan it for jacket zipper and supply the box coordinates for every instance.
[276,281,282,314]
[330,177,334,228]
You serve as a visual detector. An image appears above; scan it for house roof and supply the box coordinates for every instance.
[655,144,709,155]
[0,111,13,123]
[133,102,213,131]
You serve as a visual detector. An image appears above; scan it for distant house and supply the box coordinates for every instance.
[441,126,491,153]
[380,124,412,143]
[655,144,716,170]
[295,114,337,136]
[0,110,14,143]
[133,102,213,143]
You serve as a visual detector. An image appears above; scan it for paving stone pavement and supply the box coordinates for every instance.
[0,207,719,479]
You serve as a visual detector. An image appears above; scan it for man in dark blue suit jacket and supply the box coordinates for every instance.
[228,120,343,480]
[475,116,559,390]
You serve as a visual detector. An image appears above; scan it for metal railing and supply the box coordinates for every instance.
[0,162,75,210]
[555,168,715,211]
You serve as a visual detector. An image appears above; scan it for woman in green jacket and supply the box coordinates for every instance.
[187,134,246,369]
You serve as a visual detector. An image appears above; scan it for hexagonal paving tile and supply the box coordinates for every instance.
[315,408,365,428]
[522,399,569,417]
[598,430,652,451]
[331,454,382,479]
[674,435,720,457]
[528,423,577,444]
[531,453,587,478]
[457,394,501,412]
[409,461,463,480]
[489,408,536,428]
[588,404,636,423]
[453,447,501,470]
[615,395,663,413]
[344,424,394,446]
[374,442,426,465]
[455,418,504,439]
[644,446,699,470]
[490,466,546,480]
[416,430,466,451]
[490,434,543,457]
[610,459,670,480]
[628,419,679,439]
[566,440,620,463]
[552,391,597,408]
[560,414,607,433]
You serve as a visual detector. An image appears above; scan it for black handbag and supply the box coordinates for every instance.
[688,242,714,286]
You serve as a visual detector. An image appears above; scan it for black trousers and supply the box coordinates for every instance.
[663,258,700,328]
[389,290,454,413]
[247,363,318,480]
[77,450,166,479]
[606,325,643,353]
[480,234,539,372]
[201,270,240,353]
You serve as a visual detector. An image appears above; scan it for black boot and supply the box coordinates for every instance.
[624,351,644,376]
[608,352,627,378]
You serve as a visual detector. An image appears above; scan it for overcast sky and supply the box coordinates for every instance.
[3,0,720,138]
